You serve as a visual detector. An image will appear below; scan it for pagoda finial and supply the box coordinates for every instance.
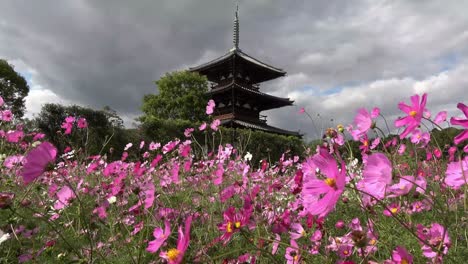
[233,3,240,50]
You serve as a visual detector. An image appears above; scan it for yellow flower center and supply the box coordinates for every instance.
[167,248,180,261]
[227,221,233,233]
[409,110,417,117]
[401,259,408,264]
[390,207,398,214]
[369,239,376,245]
[363,140,369,147]
[294,255,299,261]
[343,250,349,255]
[324,178,336,188]
[235,221,241,229]
[301,230,306,236]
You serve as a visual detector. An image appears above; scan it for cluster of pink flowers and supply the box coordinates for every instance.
[61,116,88,135]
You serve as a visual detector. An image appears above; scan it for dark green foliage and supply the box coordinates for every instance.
[34,103,137,159]
[141,70,209,122]
[0,59,29,118]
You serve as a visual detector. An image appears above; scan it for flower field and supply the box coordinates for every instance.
[0,94,467,263]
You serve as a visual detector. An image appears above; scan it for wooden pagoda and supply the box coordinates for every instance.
[190,7,300,137]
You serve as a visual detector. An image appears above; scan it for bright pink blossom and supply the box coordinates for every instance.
[160,216,192,264]
[301,148,346,217]
[54,186,76,210]
[417,223,451,259]
[199,122,207,131]
[351,108,378,140]
[450,103,468,144]
[1,110,13,121]
[391,246,413,264]
[6,130,23,143]
[0,96,3,106]
[434,111,447,125]
[147,220,171,253]
[21,142,57,184]
[395,93,427,139]
[361,153,392,199]
[210,119,221,131]
[285,239,301,264]
[77,117,87,128]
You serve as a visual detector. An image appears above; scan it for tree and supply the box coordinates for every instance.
[0,59,30,118]
[141,70,209,122]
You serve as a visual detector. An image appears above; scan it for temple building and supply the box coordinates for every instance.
[190,7,300,137]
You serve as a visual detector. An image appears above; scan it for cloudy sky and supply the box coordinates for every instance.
[1,0,467,139]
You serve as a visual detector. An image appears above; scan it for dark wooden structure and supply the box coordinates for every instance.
[190,7,300,137]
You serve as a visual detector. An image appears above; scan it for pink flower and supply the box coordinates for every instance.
[391,246,413,264]
[61,122,73,135]
[218,207,251,244]
[301,148,346,217]
[77,117,87,128]
[398,144,406,155]
[3,155,23,169]
[160,216,192,264]
[199,122,207,131]
[434,111,447,125]
[210,119,221,131]
[0,96,3,106]
[417,223,451,259]
[206,99,215,115]
[54,186,76,210]
[6,130,23,143]
[299,107,305,114]
[410,130,430,146]
[351,108,377,140]
[1,110,13,121]
[289,223,306,240]
[184,128,194,137]
[361,153,392,199]
[444,157,468,189]
[383,203,401,217]
[147,220,171,253]
[149,141,161,151]
[21,142,57,184]
[395,93,428,139]
[285,239,301,264]
[124,143,133,151]
[450,103,468,145]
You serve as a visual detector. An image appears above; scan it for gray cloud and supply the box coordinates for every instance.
[1,0,467,137]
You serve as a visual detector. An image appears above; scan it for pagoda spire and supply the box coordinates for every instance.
[232,3,240,50]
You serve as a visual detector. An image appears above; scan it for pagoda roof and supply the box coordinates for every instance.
[189,49,286,83]
[220,118,301,137]
[208,81,293,111]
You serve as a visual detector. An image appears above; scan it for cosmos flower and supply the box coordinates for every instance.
[360,153,392,199]
[210,119,221,131]
[21,142,57,184]
[391,246,413,264]
[1,110,13,122]
[450,102,468,145]
[301,147,346,218]
[395,93,428,139]
[206,99,215,115]
[147,220,171,253]
[77,117,88,129]
[160,216,192,264]
[444,157,468,189]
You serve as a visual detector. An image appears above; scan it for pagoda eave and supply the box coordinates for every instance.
[220,118,301,137]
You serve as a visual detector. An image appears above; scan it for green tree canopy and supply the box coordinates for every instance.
[141,70,209,122]
[0,59,30,118]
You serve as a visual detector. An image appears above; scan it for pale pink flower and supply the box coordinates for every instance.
[450,102,468,145]
[54,186,76,210]
[0,96,3,106]
[139,141,145,149]
[351,108,377,140]
[361,153,392,199]
[124,143,133,151]
[199,122,207,131]
[21,142,57,184]
[206,99,215,115]
[3,155,23,169]
[210,119,221,131]
[398,144,406,155]
[184,128,194,137]
[289,223,306,240]
[444,157,468,189]
[147,220,171,253]
[149,141,161,151]
[417,223,451,259]
[434,111,447,125]
[395,93,428,139]
[299,107,305,114]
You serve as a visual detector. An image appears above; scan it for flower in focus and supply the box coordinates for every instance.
[417,223,451,259]
[450,102,468,145]
[395,93,427,139]
[301,147,346,218]
[351,108,379,140]
[218,207,251,244]
[21,142,57,184]
[160,216,192,264]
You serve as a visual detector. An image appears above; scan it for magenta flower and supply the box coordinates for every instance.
[444,157,467,189]
[301,148,346,217]
[417,223,451,259]
[433,111,447,125]
[21,142,57,184]
[361,153,392,199]
[54,186,76,210]
[160,216,192,264]
[206,99,215,115]
[210,119,221,131]
[285,239,301,264]
[147,220,171,253]
[1,110,13,122]
[218,207,251,244]
[395,93,427,139]
[391,246,413,264]
[0,96,3,106]
[6,130,23,143]
[77,117,87,129]
[450,102,468,145]
[351,108,379,140]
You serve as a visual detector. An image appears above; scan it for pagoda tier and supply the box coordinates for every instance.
[189,49,286,84]
[189,6,300,137]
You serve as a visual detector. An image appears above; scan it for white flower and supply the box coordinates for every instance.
[0,229,10,245]
[244,152,253,161]
[107,196,117,204]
